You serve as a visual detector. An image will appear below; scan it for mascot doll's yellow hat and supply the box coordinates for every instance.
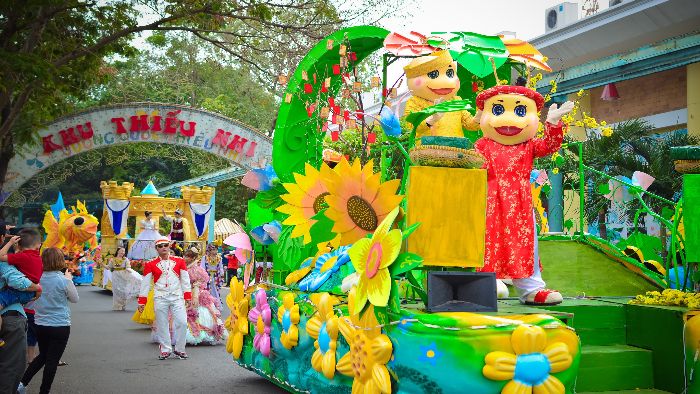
[403,50,454,78]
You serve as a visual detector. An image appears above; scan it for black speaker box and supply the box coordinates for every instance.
[427,271,497,312]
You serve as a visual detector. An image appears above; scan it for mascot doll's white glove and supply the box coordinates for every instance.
[546,101,574,125]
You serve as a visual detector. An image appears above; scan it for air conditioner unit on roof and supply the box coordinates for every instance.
[545,2,579,33]
[609,0,627,7]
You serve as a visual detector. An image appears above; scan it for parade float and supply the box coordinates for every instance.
[93,180,213,289]
[41,193,100,285]
[224,26,697,394]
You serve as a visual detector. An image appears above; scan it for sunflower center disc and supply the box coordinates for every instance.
[313,192,330,214]
[347,195,378,231]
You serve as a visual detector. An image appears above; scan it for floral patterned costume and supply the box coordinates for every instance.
[474,122,563,279]
[186,261,226,345]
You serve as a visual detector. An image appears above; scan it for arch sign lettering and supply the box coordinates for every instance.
[2,103,272,203]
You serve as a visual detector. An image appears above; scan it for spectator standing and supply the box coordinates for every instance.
[0,252,41,392]
[19,248,79,394]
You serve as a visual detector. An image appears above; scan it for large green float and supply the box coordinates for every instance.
[225,26,581,394]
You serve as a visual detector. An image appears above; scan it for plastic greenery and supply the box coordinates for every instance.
[428,32,508,78]
[404,99,474,134]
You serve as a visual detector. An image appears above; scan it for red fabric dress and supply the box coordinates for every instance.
[474,122,563,279]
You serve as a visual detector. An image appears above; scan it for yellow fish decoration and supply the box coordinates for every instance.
[42,200,99,253]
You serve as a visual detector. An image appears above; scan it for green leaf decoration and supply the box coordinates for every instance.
[274,226,307,271]
[541,184,552,197]
[402,222,421,240]
[616,231,664,262]
[405,270,427,305]
[428,32,508,77]
[255,183,285,210]
[248,199,275,228]
[374,305,390,326]
[405,99,473,133]
[597,183,611,195]
[555,155,566,167]
[388,282,401,314]
[308,209,337,245]
[660,207,675,221]
[390,253,424,277]
[564,219,574,231]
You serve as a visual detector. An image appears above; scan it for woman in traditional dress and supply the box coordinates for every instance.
[200,244,224,305]
[128,211,161,261]
[108,247,142,311]
[183,249,226,345]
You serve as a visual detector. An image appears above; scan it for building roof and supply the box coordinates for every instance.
[530,0,700,71]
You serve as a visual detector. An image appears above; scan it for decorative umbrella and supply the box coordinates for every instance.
[500,37,552,72]
[241,164,278,192]
[223,232,253,263]
[250,221,282,245]
[383,31,438,56]
[428,32,509,78]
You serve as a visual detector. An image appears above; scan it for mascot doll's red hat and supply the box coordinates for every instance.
[476,85,545,112]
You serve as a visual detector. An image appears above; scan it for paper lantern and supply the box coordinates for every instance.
[601,83,620,101]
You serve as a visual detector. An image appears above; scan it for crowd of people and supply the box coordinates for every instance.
[0,223,77,394]
[0,215,240,393]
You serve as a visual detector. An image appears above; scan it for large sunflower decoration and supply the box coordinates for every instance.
[277,163,335,244]
[322,158,403,245]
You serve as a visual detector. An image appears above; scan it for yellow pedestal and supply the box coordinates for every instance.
[406,166,487,268]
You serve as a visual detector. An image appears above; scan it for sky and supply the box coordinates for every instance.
[376,0,609,40]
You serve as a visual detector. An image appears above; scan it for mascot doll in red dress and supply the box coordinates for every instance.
[474,84,573,305]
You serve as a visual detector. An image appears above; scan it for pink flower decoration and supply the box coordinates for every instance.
[248,289,272,357]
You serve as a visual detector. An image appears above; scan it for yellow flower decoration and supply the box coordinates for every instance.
[337,287,393,394]
[348,206,401,312]
[277,292,301,350]
[322,158,402,245]
[306,292,340,379]
[277,162,334,244]
[483,325,573,394]
[224,277,249,359]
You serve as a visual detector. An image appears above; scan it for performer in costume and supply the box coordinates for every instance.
[183,249,226,345]
[200,244,224,305]
[474,84,573,305]
[138,238,191,360]
[403,50,480,139]
[162,208,186,248]
[108,247,142,311]
[128,211,161,261]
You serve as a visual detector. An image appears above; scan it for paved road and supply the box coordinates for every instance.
[24,286,285,394]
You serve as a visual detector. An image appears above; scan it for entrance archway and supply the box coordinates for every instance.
[2,103,272,205]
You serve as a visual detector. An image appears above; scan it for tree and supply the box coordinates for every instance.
[0,0,401,196]
[562,119,697,240]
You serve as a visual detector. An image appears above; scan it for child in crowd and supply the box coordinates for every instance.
[0,228,44,347]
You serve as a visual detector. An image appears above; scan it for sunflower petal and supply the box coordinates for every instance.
[372,364,392,394]
[371,335,393,364]
[374,206,400,238]
[306,316,322,338]
[351,381,366,394]
[349,238,372,275]
[355,277,370,312]
[543,342,572,373]
[511,325,547,355]
[366,268,391,307]
[322,351,336,380]
[533,375,565,394]
[336,352,354,376]
[378,229,402,269]
[483,351,517,381]
[503,379,533,394]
